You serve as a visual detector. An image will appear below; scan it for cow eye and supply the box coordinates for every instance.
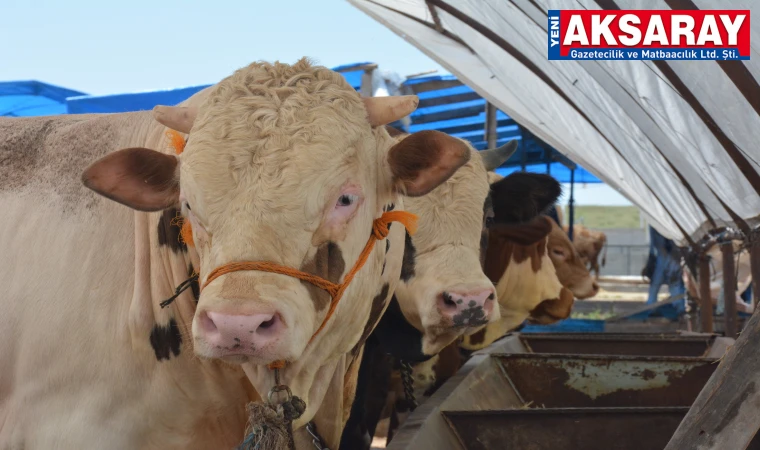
[552,248,565,257]
[184,202,192,211]
[485,216,494,227]
[336,194,358,207]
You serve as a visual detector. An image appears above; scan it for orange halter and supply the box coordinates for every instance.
[165,130,418,370]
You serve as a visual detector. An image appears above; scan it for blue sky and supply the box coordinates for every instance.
[0,0,631,206]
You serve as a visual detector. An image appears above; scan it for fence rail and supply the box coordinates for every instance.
[599,244,650,277]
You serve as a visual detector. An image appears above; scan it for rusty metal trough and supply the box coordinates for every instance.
[519,332,721,357]
[495,353,715,408]
[386,332,736,450]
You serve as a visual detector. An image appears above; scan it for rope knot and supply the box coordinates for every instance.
[372,219,391,240]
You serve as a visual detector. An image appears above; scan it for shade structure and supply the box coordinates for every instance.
[346,0,760,245]
[0,81,85,117]
[402,73,601,182]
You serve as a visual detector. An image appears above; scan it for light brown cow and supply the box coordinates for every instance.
[343,170,580,448]
[367,207,599,448]
[0,59,471,449]
[565,224,608,279]
[389,137,517,357]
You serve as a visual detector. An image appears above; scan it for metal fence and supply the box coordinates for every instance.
[598,245,650,277]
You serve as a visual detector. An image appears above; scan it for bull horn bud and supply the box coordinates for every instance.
[153,105,197,134]
[362,95,419,127]
[480,140,518,171]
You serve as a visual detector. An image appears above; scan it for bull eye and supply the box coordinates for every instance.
[485,216,494,228]
[336,194,358,208]
[185,202,192,211]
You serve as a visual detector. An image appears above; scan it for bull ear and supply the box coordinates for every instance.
[387,130,471,197]
[490,172,561,224]
[82,148,180,212]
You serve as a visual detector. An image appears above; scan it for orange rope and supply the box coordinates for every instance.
[199,210,418,371]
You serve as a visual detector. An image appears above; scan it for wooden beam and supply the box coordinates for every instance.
[664,308,760,449]
[699,253,714,333]
[722,242,738,338]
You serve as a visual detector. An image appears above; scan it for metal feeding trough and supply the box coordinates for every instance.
[386,333,735,450]
[518,332,728,357]
[494,353,716,408]
[443,408,690,450]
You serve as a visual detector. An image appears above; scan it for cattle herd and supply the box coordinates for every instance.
[0,59,602,449]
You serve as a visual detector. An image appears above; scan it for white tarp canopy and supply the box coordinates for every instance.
[348,0,760,246]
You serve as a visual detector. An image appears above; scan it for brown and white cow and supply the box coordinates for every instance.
[341,167,565,448]
[565,224,608,279]
[0,59,472,449]
[460,214,599,350]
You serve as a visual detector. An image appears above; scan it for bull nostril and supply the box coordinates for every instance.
[259,316,276,329]
[199,311,218,334]
[442,292,458,309]
[487,293,495,301]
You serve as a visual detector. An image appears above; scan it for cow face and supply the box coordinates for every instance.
[81,59,471,367]
[460,174,566,351]
[547,221,599,299]
[392,146,500,355]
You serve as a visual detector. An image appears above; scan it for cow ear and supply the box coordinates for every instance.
[491,172,561,224]
[387,130,471,197]
[82,147,180,212]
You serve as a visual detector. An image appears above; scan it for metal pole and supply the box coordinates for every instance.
[722,242,738,338]
[699,253,714,333]
[484,102,497,149]
[568,168,575,242]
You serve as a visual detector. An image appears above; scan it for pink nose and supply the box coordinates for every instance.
[437,288,495,327]
[198,310,284,354]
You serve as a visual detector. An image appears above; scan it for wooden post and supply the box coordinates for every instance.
[664,303,760,449]
[484,102,497,149]
[751,231,760,309]
[698,253,714,333]
[722,242,738,338]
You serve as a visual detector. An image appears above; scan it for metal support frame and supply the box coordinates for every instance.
[484,102,497,150]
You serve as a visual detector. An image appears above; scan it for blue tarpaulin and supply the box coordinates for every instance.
[67,85,211,114]
[0,80,85,117]
[0,66,600,184]
[403,74,601,184]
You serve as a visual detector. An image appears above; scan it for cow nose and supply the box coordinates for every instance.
[198,310,283,354]
[437,288,496,325]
